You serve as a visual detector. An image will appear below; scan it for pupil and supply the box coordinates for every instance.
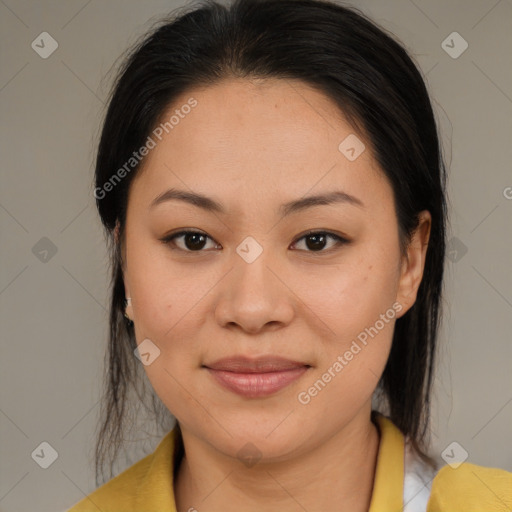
[306,234,326,251]
[186,233,206,250]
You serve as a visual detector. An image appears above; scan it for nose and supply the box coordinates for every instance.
[214,248,295,334]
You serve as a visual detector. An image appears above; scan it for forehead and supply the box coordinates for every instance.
[129,77,391,216]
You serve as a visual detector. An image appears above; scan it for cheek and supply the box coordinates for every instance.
[127,242,211,337]
[292,247,399,396]
[295,264,397,424]
[295,255,400,339]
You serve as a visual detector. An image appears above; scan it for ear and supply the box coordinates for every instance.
[395,210,431,318]
[124,297,134,321]
[124,276,134,321]
[114,219,120,244]
[114,220,133,320]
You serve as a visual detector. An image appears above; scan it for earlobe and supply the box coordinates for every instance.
[114,219,120,244]
[123,272,133,321]
[395,210,431,317]
[124,297,133,322]
[115,220,132,322]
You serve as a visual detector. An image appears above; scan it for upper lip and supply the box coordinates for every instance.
[204,356,310,373]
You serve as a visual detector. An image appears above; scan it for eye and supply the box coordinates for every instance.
[290,230,348,252]
[160,230,220,252]
[160,229,349,253]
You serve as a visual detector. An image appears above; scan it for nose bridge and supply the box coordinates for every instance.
[235,240,273,292]
[233,234,280,301]
[214,235,294,331]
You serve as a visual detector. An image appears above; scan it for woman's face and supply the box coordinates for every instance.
[121,77,430,461]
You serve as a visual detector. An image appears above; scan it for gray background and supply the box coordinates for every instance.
[0,1,511,511]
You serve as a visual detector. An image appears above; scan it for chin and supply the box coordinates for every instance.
[206,418,313,464]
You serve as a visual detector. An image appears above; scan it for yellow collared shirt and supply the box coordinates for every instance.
[68,414,512,511]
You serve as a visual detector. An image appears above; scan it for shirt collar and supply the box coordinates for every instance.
[369,412,405,511]
[135,412,404,511]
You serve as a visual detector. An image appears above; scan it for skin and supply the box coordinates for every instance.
[120,77,431,512]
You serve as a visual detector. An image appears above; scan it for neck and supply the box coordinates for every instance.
[174,410,381,512]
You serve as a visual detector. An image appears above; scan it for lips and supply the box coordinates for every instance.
[205,356,309,373]
[203,356,311,398]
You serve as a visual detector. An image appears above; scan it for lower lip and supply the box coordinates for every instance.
[206,367,309,398]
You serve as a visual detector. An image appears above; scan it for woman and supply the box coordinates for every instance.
[68,0,512,510]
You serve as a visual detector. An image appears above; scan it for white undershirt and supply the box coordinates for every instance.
[403,438,439,512]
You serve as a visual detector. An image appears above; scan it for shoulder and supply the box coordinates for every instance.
[66,429,178,512]
[427,461,512,511]
[66,452,154,511]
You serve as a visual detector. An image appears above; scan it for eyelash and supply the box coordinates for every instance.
[159,229,349,254]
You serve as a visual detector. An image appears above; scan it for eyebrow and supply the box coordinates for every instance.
[149,187,364,216]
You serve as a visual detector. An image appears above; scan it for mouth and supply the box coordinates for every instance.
[203,356,311,398]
